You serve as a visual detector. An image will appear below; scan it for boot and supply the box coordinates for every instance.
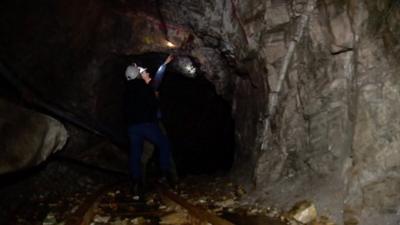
[161,170,178,189]
[130,178,145,200]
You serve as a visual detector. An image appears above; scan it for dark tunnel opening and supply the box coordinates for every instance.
[127,52,235,176]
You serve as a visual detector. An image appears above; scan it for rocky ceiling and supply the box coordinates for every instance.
[1,0,400,224]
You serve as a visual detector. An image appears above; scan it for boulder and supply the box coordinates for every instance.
[0,99,68,174]
[288,201,318,224]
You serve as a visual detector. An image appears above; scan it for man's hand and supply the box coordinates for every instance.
[164,55,174,65]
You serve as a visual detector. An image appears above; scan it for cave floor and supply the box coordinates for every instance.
[3,175,286,225]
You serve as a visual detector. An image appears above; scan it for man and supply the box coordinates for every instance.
[124,55,174,198]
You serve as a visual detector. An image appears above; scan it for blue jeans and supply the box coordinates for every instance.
[128,122,171,179]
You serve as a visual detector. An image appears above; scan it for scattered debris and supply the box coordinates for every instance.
[109,218,130,225]
[93,215,110,223]
[42,213,57,225]
[160,212,190,225]
[130,217,147,225]
[6,175,337,225]
[287,200,318,224]
[70,206,79,213]
[311,216,336,225]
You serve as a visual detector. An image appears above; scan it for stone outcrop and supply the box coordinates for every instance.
[0,99,68,174]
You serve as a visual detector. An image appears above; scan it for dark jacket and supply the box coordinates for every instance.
[124,79,158,125]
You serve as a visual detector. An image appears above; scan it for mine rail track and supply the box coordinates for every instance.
[64,181,235,225]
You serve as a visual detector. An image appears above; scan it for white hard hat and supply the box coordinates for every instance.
[138,66,147,74]
[125,63,147,80]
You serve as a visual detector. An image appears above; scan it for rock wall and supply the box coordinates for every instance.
[346,1,400,224]
[173,0,400,224]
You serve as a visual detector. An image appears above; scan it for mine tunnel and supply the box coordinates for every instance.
[130,52,234,175]
[1,0,400,225]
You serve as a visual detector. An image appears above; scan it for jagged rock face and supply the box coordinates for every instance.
[1,0,400,224]
[169,0,400,224]
[0,99,68,174]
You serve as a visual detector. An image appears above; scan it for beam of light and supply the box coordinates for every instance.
[185,64,196,74]
[166,41,175,48]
